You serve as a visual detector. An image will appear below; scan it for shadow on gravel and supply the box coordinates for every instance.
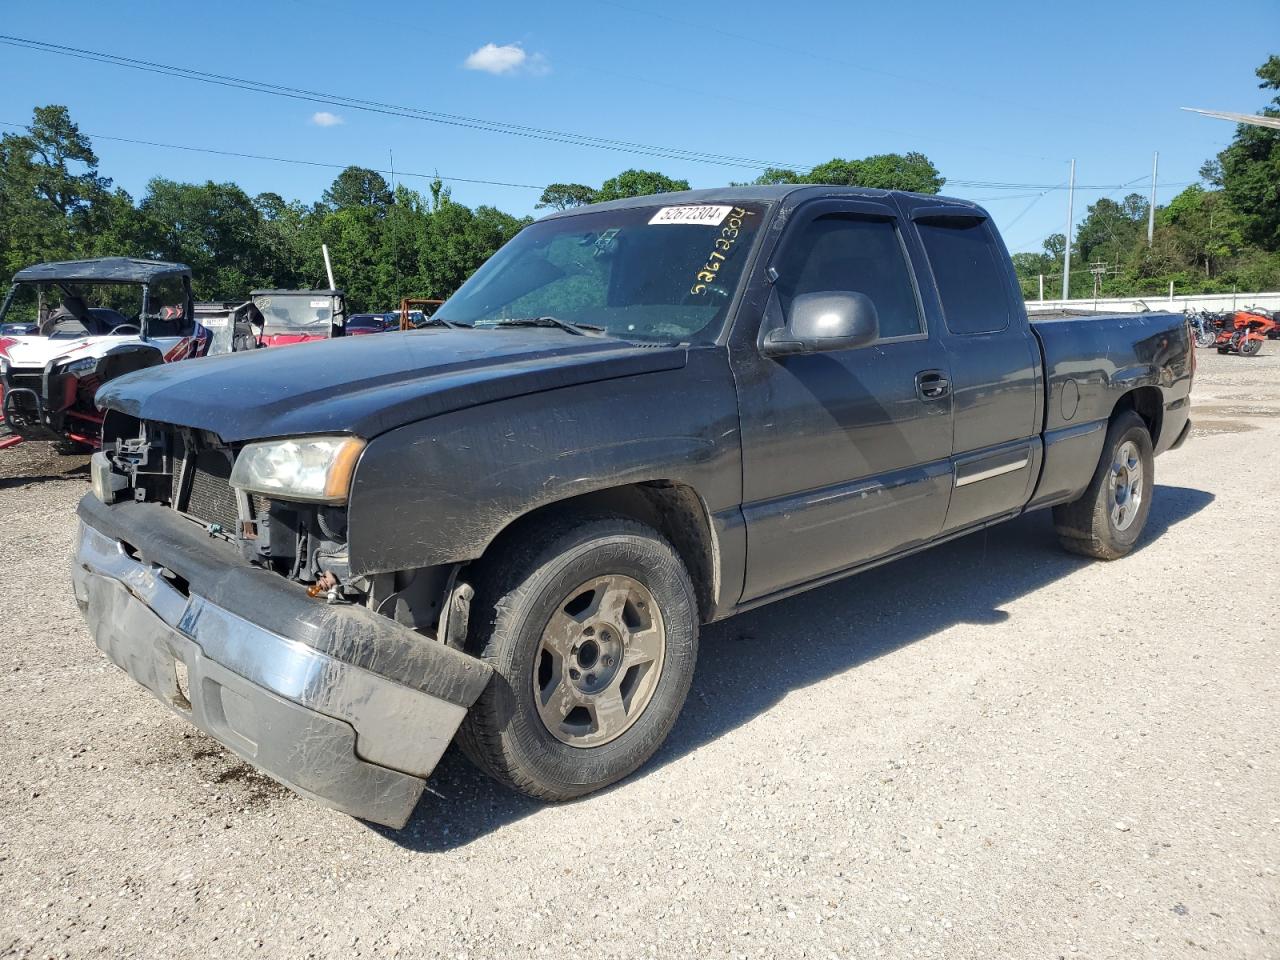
[0,463,90,489]
[378,483,1214,852]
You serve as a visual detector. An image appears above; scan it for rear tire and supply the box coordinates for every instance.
[1052,410,1154,560]
[457,515,698,801]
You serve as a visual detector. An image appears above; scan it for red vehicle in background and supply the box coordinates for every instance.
[1214,306,1276,356]
[250,289,347,347]
[345,312,398,336]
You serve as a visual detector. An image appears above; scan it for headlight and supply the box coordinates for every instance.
[64,357,98,375]
[229,436,365,503]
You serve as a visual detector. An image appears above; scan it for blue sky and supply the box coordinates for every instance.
[1,0,1276,254]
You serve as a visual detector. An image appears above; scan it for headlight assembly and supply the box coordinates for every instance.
[64,356,98,375]
[229,436,365,503]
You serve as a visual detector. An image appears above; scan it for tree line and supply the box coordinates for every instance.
[1013,55,1280,300]
[0,108,950,312]
[2,56,1277,311]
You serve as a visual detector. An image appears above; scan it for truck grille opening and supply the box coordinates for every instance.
[185,449,240,531]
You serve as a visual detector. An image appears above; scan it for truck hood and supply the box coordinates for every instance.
[96,328,687,442]
[0,333,142,369]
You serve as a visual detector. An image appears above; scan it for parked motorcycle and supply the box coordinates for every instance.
[1246,306,1280,340]
[1215,306,1275,356]
[1186,310,1220,348]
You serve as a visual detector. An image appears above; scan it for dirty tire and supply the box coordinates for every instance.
[457,516,698,801]
[1053,410,1154,560]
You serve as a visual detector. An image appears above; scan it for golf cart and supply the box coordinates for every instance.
[249,289,347,347]
[0,257,210,451]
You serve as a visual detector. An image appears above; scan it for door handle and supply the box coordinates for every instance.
[915,370,951,401]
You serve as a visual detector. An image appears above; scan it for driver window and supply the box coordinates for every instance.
[774,215,923,339]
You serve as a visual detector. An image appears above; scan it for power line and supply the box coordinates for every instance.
[595,0,1107,127]
[0,120,544,190]
[2,115,1189,199]
[0,34,1196,194]
[0,34,811,172]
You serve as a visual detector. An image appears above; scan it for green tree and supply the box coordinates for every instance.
[322,166,394,214]
[252,192,315,290]
[373,184,430,306]
[1073,194,1147,266]
[751,152,944,194]
[0,105,115,272]
[1158,185,1245,277]
[138,178,272,299]
[1215,54,1280,249]
[752,167,805,185]
[417,190,528,300]
[593,169,690,202]
[536,183,596,210]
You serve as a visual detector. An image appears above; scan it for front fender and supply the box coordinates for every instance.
[345,348,742,575]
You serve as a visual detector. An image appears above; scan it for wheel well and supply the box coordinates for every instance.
[472,482,719,623]
[1113,386,1163,445]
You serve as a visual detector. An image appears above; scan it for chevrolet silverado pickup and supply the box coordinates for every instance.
[73,186,1193,828]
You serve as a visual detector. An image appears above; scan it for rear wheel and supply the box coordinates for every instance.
[1053,410,1154,560]
[457,516,698,800]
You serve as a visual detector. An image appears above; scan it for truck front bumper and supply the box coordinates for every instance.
[72,495,492,828]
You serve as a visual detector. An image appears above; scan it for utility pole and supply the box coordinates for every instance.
[1090,260,1108,300]
[1147,151,1159,247]
[1038,274,1045,302]
[1062,159,1076,300]
[390,148,401,302]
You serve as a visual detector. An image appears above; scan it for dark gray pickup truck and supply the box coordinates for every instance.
[74,186,1193,827]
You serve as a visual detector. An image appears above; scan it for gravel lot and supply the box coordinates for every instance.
[1,348,1276,960]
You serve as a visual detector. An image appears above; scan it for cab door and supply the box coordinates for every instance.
[733,199,955,602]
[906,208,1042,532]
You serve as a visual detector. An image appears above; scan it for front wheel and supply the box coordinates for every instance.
[457,516,699,800]
[1239,337,1263,357]
[1052,410,1154,560]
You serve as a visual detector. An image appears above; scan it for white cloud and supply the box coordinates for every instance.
[463,42,548,76]
[311,111,344,127]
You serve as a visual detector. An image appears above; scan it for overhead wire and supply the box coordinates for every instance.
[0,34,1195,194]
[0,34,811,171]
[0,120,544,190]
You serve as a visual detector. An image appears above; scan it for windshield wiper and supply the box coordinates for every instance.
[488,316,606,336]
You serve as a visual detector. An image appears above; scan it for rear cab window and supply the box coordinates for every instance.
[916,219,1016,335]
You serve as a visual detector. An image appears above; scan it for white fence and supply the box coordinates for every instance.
[1025,290,1280,315]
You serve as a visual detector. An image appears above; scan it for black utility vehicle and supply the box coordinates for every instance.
[74,187,1193,827]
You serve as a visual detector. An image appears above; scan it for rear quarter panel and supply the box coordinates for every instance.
[1028,311,1191,508]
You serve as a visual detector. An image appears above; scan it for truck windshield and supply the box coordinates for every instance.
[253,294,334,332]
[437,202,767,343]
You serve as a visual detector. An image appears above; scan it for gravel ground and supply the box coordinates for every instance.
[1,349,1277,960]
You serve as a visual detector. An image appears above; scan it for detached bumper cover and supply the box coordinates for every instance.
[72,495,492,828]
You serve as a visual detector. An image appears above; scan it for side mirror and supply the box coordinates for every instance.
[762,291,880,356]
